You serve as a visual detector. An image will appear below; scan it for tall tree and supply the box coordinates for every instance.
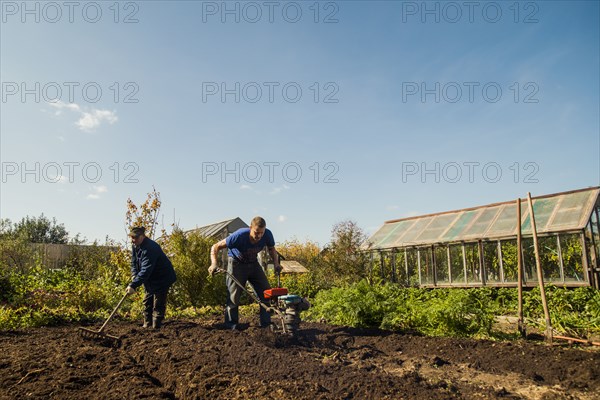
[125,187,162,239]
[10,214,69,244]
[322,220,370,284]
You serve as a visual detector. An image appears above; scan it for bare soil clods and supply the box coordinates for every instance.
[1,318,599,399]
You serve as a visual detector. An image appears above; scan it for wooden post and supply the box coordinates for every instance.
[404,248,409,286]
[517,198,525,337]
[417,249,422,286]
[370,252,374,283]
[585,217,599,289]
[380,251,385,283]
[447,246,452,284]
[462,243,468,284]
[581,232,592,287]
[497,240,504,283]
[391,249,397,283]
[527,192,553,343]
[478,241,485,285]
[556,234,565,283]
[431,245,437,286]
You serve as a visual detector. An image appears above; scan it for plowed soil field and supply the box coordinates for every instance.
[1,317,599,399]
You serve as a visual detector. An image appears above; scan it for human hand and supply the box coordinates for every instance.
[125,286,136,295]
[208,264,219,276]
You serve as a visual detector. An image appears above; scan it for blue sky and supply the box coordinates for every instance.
[1,0,599,246]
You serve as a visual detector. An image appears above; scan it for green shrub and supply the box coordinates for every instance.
[522,286,600,337]
[307,282,600,339]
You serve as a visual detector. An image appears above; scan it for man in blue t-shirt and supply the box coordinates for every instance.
[208,216,282,329]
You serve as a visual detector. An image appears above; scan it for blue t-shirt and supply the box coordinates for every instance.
[226,227,275,263]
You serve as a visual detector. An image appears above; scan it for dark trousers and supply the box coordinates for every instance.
[225,257,271,327]
[143,289,168,324]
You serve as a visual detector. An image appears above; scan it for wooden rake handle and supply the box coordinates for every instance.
[98,292,129,333]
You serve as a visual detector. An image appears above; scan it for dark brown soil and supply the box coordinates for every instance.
[1,317,599,400]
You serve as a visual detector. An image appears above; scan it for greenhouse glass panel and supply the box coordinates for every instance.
[560,233,584,282]
[590,209,600,264]
[416,214,458,242]
[367,223,398,249]
[500,240,519,283]
[370,252,380,278]
[521,198,556,234]
[537,236,561,281]
[488,205,518,236]
[550,191,592,229]
[464,243,481,283]
[522,238,538,282]
[394,250,407,285]
[377,252,391,282]
[378,220,414,248]
[483,241,501,283]
[560,191,592,209]
[449,244,465,283]
[552,210,584,228]
[406,248,419,286]
[441,211,478,241]
[463,208,501,238]
[435,245,449,283]
[398,218,435,245]
[419,247,435,285]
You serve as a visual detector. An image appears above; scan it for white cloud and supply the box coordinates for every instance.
[240,185,262,194]
[269,185,290,195]
[278,215,287,222]
[86,185,108,200]
[46,101,117,132]
[76,109,118,132]
[48,101,81,115]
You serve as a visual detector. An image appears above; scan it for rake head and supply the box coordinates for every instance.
[78,327,122,347]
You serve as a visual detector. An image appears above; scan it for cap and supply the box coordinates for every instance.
[129,226,146,237]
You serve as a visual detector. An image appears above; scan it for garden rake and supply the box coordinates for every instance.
[78,292,129,346]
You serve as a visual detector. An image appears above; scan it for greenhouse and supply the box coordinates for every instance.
[365,187,600,289]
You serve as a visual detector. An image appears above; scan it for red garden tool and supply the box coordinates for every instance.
[216,268,310,336]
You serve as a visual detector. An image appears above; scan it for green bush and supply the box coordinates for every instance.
[161,229,226,307]
[522,286,600,337]
[307,282,598,339]
[276,272,325,299]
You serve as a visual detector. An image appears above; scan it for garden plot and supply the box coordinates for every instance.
[1,318,599,400]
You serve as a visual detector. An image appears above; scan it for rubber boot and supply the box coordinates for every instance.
[142,294,153,328]
[143,314,152,328]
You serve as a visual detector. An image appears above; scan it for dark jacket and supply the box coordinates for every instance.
[130,237,176,294]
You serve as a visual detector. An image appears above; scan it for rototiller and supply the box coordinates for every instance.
[215,268,310,335]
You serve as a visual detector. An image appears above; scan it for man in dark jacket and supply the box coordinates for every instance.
[126,226,177,329]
